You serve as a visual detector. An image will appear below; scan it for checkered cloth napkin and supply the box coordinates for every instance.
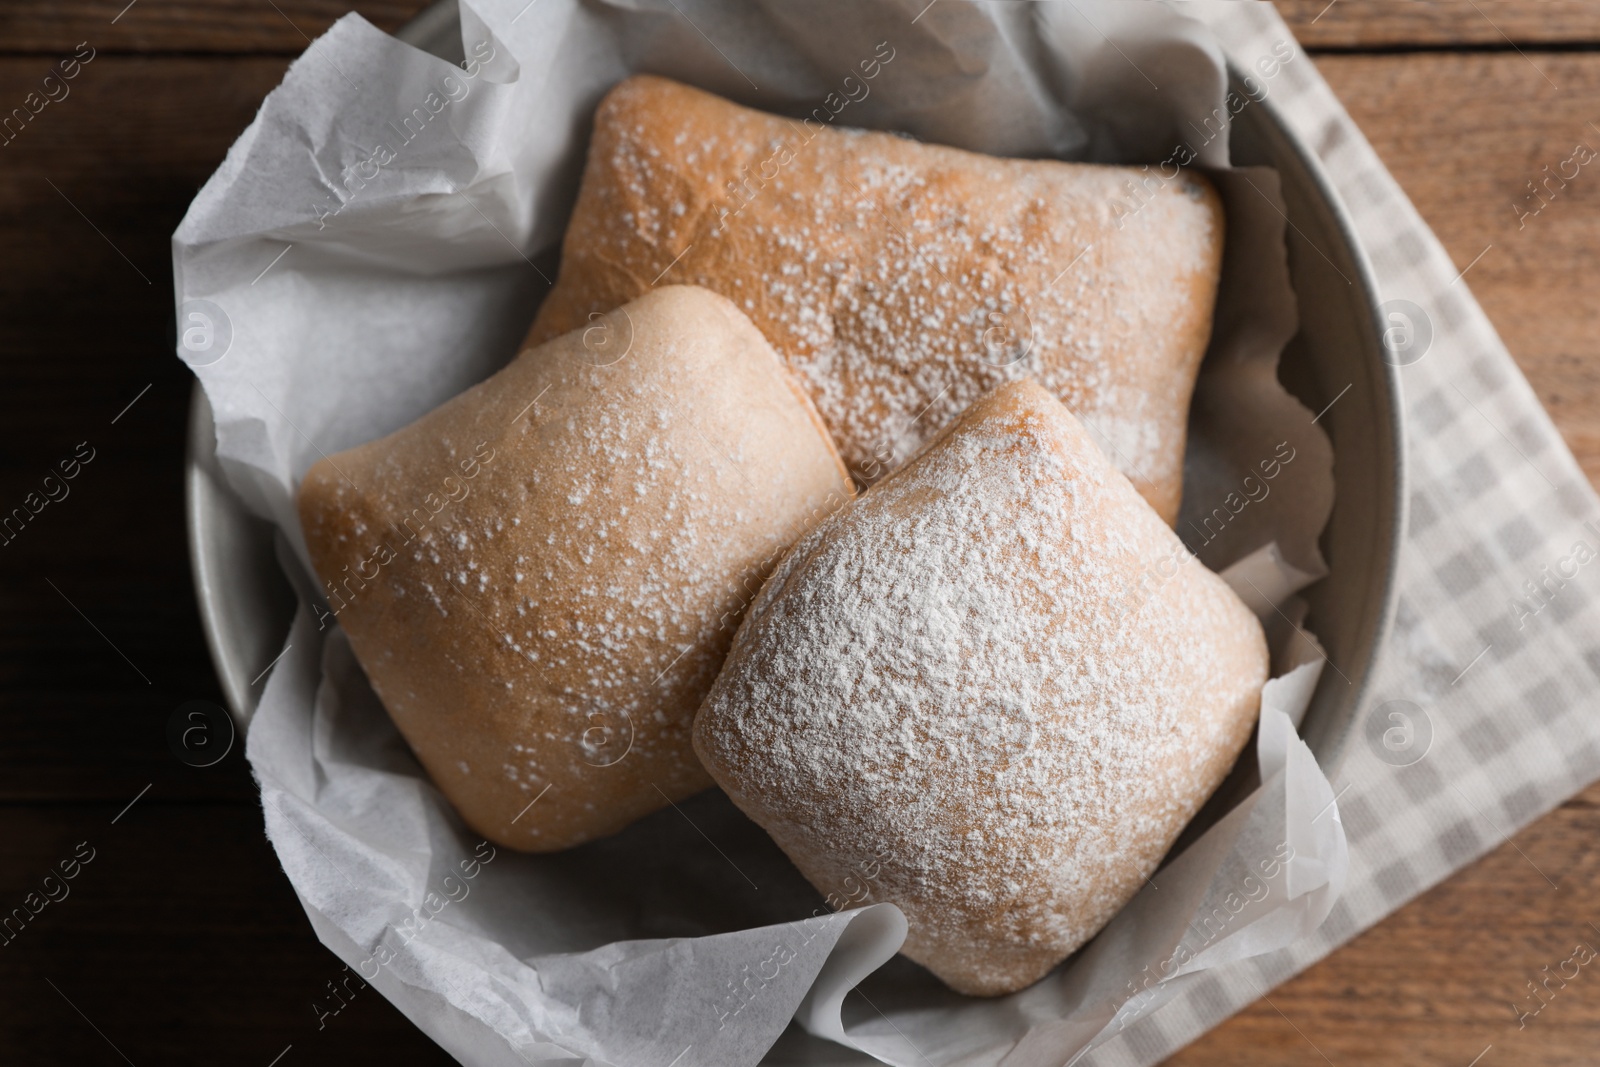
[1088,4,1600,1064]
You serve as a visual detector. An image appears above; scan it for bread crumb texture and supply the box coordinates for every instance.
[298,286,852,851]
[531,75,1225,523]
[695,380,1267,995]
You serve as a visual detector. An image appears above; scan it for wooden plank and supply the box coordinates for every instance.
[0,803,455,1064]
[1278,0,1600,50]
[8,0,1600,56]
[0,0,430,54]
[1167,49,1600,1064]
[0,57,296,803]
[1316,51,1600,489]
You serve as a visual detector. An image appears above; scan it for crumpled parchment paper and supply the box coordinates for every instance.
[173,2,1347,1063]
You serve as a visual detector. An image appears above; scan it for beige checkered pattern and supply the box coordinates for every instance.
[1087,4,1600,1063]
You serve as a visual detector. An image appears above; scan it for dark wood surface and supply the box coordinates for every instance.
[0,2,1595,1065]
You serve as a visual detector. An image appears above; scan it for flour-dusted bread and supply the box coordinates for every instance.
[528,75,1225,524]
[693,379,1267,995]
[297,285,852,851]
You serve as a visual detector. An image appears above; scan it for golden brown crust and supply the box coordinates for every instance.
[694,379,1268,995]
[297,285,854,851]
[530,75,1225,524]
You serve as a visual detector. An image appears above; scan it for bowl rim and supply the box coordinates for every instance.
[1225,54,1408,766]
[183,13,1407,761]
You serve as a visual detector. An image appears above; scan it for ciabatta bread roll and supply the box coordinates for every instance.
[529,75,1225,523]
[298,285,852,851]
[693,379,1267,995]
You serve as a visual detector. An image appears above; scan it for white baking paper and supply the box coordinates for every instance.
[173,2,1348,1064]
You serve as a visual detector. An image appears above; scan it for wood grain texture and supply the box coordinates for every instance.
[0,50,451,1061]
[0,805,455,1065]
[1166,49,1600,1066]
[1324,51,1600,501]
[0,56,297,804]
[1,3,1599,1065]
[0,0,425,54]
[1279,0,1600,49]
[11,0,1600,56]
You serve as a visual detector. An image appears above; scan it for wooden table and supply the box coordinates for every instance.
[0,2,1594,1063]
